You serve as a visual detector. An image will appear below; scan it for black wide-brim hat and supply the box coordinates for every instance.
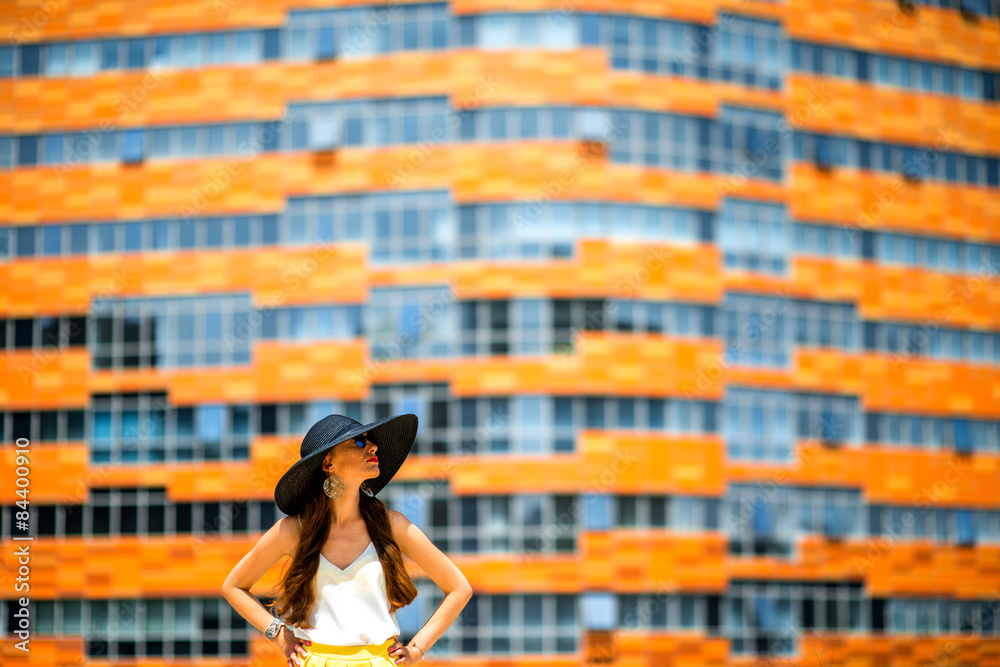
[274,412,418,516]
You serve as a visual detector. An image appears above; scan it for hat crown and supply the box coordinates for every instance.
[300,414,364,458]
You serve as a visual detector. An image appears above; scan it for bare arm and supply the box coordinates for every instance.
[221,516,309,665]
[388,509,474,657]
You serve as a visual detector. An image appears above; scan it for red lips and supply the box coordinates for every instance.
[367,456,378,463]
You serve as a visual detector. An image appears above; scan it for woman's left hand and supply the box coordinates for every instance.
[387,638,423,664]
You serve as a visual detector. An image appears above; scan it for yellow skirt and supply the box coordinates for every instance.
[301,636,397,666]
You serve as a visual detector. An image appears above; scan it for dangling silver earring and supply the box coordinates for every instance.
[323,474,344,499]
[360,482,374,498]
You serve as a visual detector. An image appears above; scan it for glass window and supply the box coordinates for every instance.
[207,33,226,64]
[15,227,36,257]
[151,36,172,69]
[127,38,146,68]
[18,135,39,165]
[19,44,40,75]
[235,30,255,63]
[70,41,95,75]
[42,226,62,256]
[44,134,64,164]
[99,40,119,70]
[180,34,200,67]
[121,129,144,162]
[0,45,14,78]
[45,43,67,75]
[0,135,12,168]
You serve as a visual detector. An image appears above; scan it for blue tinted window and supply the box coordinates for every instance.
[0,136,11,168]
[856,51,869,81]
[70,225,89,254]
[317,26,336,59]
[20,44,40,75]
[97,224,116,253]
[151,36,171,68]
[431,19,447,49]
[178,220,197,248]
[18,135,38,165]
[0,46,14,77]
[458,16,476,46]
[100,40,118,70]
[42,226,61,256]
[121,129,144,162]
[261,215,278,244]
[262,29,280,60]
[552,108,571,138]
[581,14,600,44]
[403,20,419,50]
[44,134,64,164]
[16,227,36,257]
[124,222,143,252]
[126,38,146,69]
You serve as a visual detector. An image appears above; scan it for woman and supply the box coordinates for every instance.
[222,413,473,666]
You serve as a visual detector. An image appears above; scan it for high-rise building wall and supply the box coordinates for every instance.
[2,0,1000,665]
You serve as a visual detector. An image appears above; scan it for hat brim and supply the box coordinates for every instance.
[273,413,418,516]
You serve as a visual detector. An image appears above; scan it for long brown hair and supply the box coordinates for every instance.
[268,478,418,627]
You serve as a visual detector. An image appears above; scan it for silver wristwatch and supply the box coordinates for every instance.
[264,616,285,641]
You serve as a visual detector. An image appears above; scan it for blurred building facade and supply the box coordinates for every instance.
[2,0,1000,665]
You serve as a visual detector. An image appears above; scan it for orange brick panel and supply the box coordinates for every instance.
[795,349,1000,418]
[792,256,1000,330]
[0,531,724,597]
[6,530,995,600]
[451,334,727,400]
[730,537,1000,598]
[0,0,424,41]
[604,632,1000,667]
[806,636,1000,667]
[0,438,297,505]
[0,431,725,505]
[1,146,786,224]
[0,636,580,667]
[590,531,729,593]
[5,0,995,67]
[0,535,291,599]
[0,348,91,408]
[140,340,371,404]
[0,245,368,315]
[0,639,91,667]
[1,50,788,133]
[594,631,730,667]
[860,541,1000,599]
[785,0,1000,70]
[0,340,371,409]
[3,239,720,317]
[788,163,1000,243]
[395,431,727,496]
[382,239,676,301]
[1,0,787,42]
[0,443,90,505]
[447,240,722,301]
[787,74,1000,157]
[9,333,1000,418]
[407,531,729,593]
[728,443,1000,509]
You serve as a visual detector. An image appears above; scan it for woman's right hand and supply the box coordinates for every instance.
[276,626,312,667]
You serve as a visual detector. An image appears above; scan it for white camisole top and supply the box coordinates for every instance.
[284,516,401,646]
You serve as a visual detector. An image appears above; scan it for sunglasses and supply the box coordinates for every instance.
[351,435,377,448]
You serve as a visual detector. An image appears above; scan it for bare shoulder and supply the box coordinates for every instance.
[221,514,303,590]
[386,509,412,538]
[275,515,303,557]
[386,509,411,527]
